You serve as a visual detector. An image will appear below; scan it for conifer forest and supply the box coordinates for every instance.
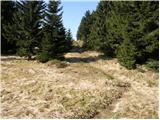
[1,0,159,119]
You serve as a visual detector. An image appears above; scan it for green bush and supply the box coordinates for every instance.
[17,48,28,57]
[37,51,50,63]
[117,39,137,69]
[145,59,159,71]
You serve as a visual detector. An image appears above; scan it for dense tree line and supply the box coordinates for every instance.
[1,1,16,54]
[77,1,159,71]
[1,0,72,62]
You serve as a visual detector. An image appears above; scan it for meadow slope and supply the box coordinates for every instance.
[1,45,159,119]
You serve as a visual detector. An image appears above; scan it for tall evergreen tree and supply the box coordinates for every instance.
[3,0,45,59]
[77,10,94,49]
[104,1,131,56]
[1,1,16,54]
[77,15,85,41]
[38,1,70,62]
[66,29,72,41]
[129,1,159,63]
[108,1,159,69]
[77,1,158,70]
[88,1,109,52]
[65,29,73,50]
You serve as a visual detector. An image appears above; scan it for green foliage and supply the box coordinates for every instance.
[2,0,72,63]
[88,1,108,52]
[2,0,158,70]
[77,1,159,70]
[37,32,53,62]
[77,10,95,49]
[66,29,73,41]
[128,1,159,64]
[145,59,159,72]
[1,1,17,54]
[117,39,137,69]
[37,51,50,63]
[4,1,46,59]
[17,48,28,57]
[65,29,73,50]
[77,10,90,40]
[37,1,71,63]
[104,1,132,56]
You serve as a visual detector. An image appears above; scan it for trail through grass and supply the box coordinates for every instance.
[1,44,159,118]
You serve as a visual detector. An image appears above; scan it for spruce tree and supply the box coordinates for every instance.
[77,16,85,41]
[104,1,130,56]
[77,1,158,70]
[117,38,137,69]
[65,29,73,50]
[37,32,53,62]
[1,1,16,54]
[4,0,45,59]
[77,10,94,49]
[129,1,159,65]
[66,29,72,41]
[88,1,109,52]
[108,1,159,70]
[38,1,69,62]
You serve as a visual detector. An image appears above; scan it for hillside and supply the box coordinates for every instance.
[1,43,159,119]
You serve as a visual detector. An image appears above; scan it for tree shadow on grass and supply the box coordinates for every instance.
[98,55,113,61]
[65,55,113,63]
[65,57,98,63]
[69,46,85,53]
[66,45,114,63]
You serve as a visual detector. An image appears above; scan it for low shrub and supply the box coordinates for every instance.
[116,39,137,69]
[145,59,159,72]
[37,52,50,63]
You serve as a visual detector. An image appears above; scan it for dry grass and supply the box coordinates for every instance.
[1,50,159,119]
[47,60,69,68]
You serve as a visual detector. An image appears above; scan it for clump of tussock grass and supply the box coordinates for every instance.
[114,81,131,88]
[137,67,146,73]
[56,62,68,68]
[55,86,124,119]
[114,101,158,119]
[147,79,158,87]
[83,64,114,80]
[47,59,69,68]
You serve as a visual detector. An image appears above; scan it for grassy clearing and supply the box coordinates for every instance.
[1,51,159,119]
